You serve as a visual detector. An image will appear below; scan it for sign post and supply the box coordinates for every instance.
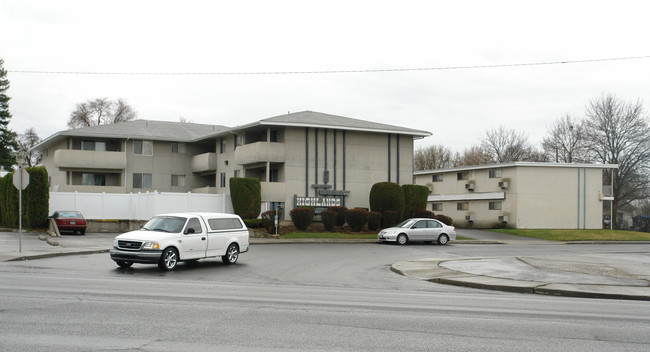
[12,152,29,252]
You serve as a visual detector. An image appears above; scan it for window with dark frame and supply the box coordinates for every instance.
[489,169,503,178]
[457,202,469,211]
[457,172,469,180]
[489,201,502,210]
[432,174,443,182]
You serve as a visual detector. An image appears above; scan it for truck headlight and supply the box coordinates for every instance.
[142,241,160,250]
[113,239,118,248]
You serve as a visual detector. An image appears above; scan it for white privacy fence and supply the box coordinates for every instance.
[49,191,234,220]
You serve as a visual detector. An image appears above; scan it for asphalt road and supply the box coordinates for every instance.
[1,242,649,351]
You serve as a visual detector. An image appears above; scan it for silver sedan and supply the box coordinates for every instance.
[378,218,456,245]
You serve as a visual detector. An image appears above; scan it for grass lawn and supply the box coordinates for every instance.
[490,229,650,241]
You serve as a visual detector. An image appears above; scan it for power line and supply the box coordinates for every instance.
[8,55,650,76]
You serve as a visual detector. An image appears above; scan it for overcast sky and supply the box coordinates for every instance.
[1,0,649,152]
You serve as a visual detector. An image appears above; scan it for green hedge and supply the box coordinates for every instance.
[229,177,261,219]
[0,167,49,228]
[402,184,429,219]
[369,182,404,228]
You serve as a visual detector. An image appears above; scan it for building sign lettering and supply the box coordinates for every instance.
[295,196,341,207]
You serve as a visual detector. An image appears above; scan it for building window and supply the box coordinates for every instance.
[134,140,153,155]
[489,169,502,178]
[82,173,106,186]
[432,203,443,211]
[270,130,278,142]
[270,168,279,182]
[489,201,502,210]
[457,172,469,180]
[82,140,106,151]
[220,138,226,153]
[457,202,469,211]
[171,143,186,154]
[171,175,186,187]
[133,173,152,189]
[432,174,443,182]
[220,172,226,188]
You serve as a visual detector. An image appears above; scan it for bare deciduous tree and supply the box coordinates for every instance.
[479,125,540,163]
[413,144,453,171]
[453,145,493,167]
[17,127,41,167]
[583,93,650,227]
[68,97,137,128]
[542,114,588,163]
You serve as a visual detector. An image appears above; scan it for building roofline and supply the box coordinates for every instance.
[414,162,619,175]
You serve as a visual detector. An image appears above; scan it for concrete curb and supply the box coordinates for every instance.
[391,259,650,301]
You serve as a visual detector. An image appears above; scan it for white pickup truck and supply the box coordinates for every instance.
[110,212,249,271]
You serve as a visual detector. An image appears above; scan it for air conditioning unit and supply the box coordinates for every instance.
[498,215,509,223]
[498,181,509,189]
[425,183,434,193]
[465,183,474,191]
[465,215,473,222]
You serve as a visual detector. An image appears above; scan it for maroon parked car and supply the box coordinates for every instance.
[50,211,87,235]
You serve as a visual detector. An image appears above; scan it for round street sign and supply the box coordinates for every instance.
[13,168,30,190]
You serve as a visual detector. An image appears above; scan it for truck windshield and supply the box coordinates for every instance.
[142,216,187,233]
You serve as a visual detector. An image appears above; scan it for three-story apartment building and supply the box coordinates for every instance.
[36,111,431,214]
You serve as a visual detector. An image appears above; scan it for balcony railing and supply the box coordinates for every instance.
[235,142,285,165]
[191,152,217,173]
[54,150,126,170]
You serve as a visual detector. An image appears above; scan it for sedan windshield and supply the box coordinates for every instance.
[396,219,417,228]
[142,216,187,233]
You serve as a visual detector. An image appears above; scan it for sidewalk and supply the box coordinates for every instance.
[2,230,649,301]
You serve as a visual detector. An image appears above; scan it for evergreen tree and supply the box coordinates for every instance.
[0,58,18,170]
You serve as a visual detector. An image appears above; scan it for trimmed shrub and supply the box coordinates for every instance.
[369,182,405,227]
[382,210,401,228]
[367,211,381,231]
[435,214,453,226]
[414,210,435,219]
[261,210,281,233]
[345,208,368,232]
[24,167,49,228]
[1,172,18,228]
[327,206,347,226]
[244,218,263,229]
[229,177,261,219]
[402,184,429,219]
[290,207,314,230]
[320,209,337,232]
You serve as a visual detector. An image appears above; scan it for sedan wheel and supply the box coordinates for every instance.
[437,234,450,245]
[222,243,239,265]
[158,248,178,271]
[396,234,408,245]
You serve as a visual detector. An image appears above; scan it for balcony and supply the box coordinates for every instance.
[261,182,286,202]
[235,142,285,165]
[54,150,126,170]
[191,152,217,174]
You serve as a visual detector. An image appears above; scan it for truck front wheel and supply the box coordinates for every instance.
[159,247,179,271]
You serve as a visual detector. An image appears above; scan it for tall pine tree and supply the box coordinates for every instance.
[0,58,18,170]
